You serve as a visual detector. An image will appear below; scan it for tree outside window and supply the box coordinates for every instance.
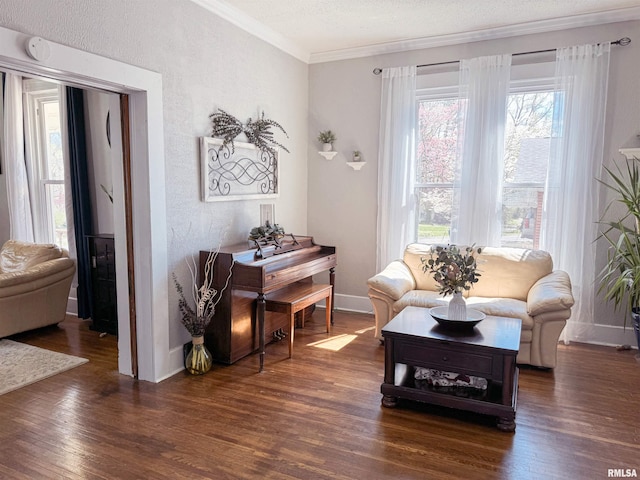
[415,88,554,248]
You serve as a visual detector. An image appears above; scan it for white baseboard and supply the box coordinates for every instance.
[66,296,78,316]
[316,293,373,314]
[564,321,638,348]
[66,286,78,316]
[161,344,187,381]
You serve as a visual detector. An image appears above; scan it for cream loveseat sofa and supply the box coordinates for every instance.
[0,240,75,338]
[367,244,575,368]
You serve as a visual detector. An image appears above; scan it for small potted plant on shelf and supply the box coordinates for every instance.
[352,150,362,162]
[317,130,336,151]
[421,244,481,320]
[597,158,640,353]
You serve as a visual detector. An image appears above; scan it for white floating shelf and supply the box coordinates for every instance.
[318,151,338,160]
[346,161,366,171]
[620,147,640,160]
[619,134,640,160]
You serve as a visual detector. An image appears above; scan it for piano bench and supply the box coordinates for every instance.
[265,283,333,359]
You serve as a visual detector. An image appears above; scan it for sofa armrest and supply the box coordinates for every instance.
[527,270,575,317]
[0,258,75,296]
[367,260,416,301]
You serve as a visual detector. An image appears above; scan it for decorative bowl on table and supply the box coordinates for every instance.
[429,306,486,330]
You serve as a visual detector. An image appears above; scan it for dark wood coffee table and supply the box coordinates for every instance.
[381,306,521,431]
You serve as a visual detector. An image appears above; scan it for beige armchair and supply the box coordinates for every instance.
[368,244,575,368]
[0,240,76,338]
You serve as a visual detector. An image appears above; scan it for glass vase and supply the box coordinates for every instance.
[448,291,467,321]
[186,336,212,375]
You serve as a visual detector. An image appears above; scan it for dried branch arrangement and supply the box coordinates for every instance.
[209,109,290,158]
[172,244,234,337]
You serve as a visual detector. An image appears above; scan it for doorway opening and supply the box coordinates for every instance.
[0,26,169,382]
[2,70,132,373]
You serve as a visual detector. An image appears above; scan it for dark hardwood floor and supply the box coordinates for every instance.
[1,311,638,479]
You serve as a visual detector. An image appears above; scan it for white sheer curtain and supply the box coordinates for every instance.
[2,73,34,242]
[541,42,610,343]
[451,54,512,247]
[59,86,77,263]
[376,66,417,271]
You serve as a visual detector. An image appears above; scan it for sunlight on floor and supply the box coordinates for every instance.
[354,326,375,335]
[307,334,358,351]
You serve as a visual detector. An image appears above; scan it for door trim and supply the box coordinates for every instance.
[0,26,169,382]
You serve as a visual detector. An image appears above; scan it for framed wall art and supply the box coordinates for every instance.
[200,137,279,202]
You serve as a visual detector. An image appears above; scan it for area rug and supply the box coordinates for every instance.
[0,339,89,395]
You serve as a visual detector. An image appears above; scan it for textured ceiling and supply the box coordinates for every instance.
[218,0,640,56]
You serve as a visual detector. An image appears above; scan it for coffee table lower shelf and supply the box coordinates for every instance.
[381,367,518,432]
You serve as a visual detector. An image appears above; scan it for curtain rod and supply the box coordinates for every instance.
[372,37,631,75]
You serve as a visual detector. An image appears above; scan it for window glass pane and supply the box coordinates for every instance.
[417,186,453,243]
[416,99,460,244]
[504,92,553,182]
[502,91,554,248]
[42,101,64,181]
[502,187,544,249]
[416,99,459,184]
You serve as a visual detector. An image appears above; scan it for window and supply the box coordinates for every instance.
[415,90,459,244]
[415,80,554,248]
[23,80,69,249]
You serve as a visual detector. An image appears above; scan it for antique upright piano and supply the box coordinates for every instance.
[199,235,336,370]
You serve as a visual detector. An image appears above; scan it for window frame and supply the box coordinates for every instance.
[414,64,558,246]
[23,80,66,245]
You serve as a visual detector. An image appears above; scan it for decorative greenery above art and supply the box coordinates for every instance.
[209,109,289,159]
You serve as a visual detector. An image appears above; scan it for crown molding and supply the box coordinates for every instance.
[309,6,640,64]
[191,0,310,63]
[191,1,640,66]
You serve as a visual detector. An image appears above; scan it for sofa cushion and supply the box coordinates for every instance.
[0,240,64,274]
[465,296,533,331]
[470,247,552,301]
[394,292,534,331]
[403,243,441,291]
[392,292,533,342]
[393,290,447,313]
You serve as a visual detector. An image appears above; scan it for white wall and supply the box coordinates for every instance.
[0,0,309,366]
[84,89,119,235]
[308,21,640,344]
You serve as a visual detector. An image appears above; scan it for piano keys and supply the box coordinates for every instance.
[199,235,336,368]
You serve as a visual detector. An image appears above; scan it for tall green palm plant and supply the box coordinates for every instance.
[598,158,640,334]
